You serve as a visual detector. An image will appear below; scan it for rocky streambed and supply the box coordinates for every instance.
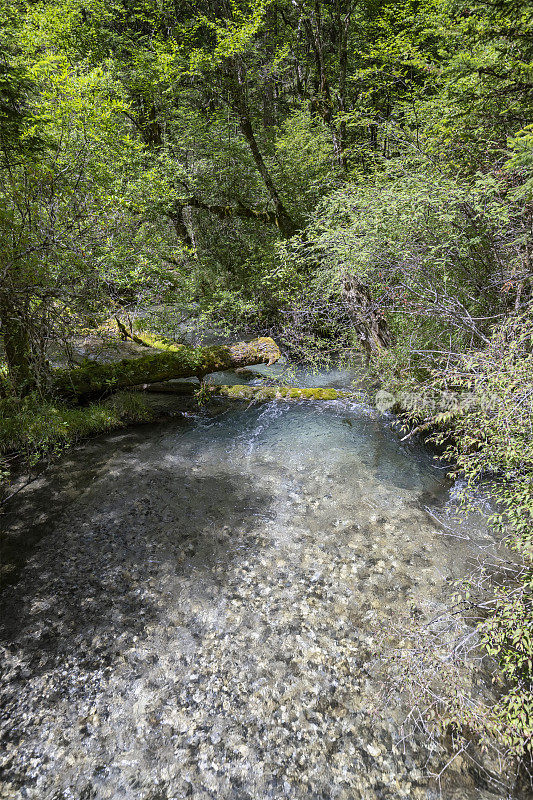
[0,368,521,800]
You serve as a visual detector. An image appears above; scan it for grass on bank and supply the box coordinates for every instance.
[0,391,159,490]
[0,324,186,488]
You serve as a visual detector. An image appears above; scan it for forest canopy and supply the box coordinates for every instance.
[1,0,532,391]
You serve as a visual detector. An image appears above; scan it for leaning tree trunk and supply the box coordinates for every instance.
[52,338,281,399]
[342,277,393,357]
[0,292,35,395]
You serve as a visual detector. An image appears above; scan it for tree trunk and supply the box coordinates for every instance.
[342,277,393,357]
[296,0,348,170]
[168,205,194,249]
[0,293,35,394]
[52,338,281,399]
[230,64,297,239]
[335,4,351,171]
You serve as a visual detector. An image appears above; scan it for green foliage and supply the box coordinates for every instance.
[279,147,531,372]
[432,313,533,758]
[481,579,533,755]
[274,107,342,211]
[0,22,178,389]
[429,311,533,552]
[507,125,533,200]
[379,310,533,765]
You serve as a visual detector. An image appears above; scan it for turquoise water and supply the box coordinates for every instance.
[0,368,518,800]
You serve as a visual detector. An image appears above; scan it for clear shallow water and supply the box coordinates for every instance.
[0,373,518,800]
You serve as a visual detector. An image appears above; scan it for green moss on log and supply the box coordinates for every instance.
[52,338,280,399]
[133,382,355,402]
[211,385,352,401]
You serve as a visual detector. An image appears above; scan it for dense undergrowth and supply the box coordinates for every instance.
[429,315,533,768]
[374,312,533,784]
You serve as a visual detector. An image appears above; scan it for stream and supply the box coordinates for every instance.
[0,364,520,800]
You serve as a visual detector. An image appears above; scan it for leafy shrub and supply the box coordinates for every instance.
[384,310,533,772]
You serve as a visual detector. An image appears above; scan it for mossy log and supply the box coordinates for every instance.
[214,385,354,401]
[137,382,355,402]
[52,338,281,399]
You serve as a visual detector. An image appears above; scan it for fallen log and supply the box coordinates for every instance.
[215,385,354,401]
[136,382,356,402]
[52,338,280,399]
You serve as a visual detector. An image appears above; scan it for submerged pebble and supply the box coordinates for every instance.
[0,391,512,800]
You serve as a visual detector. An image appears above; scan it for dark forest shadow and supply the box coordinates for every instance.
[0,421,273,678]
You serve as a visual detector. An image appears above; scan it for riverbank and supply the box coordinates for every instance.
[0,326,280,497]
[372,318,533,780]
[0,393,158,493]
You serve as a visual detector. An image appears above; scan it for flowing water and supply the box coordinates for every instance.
[0,366,520,800]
